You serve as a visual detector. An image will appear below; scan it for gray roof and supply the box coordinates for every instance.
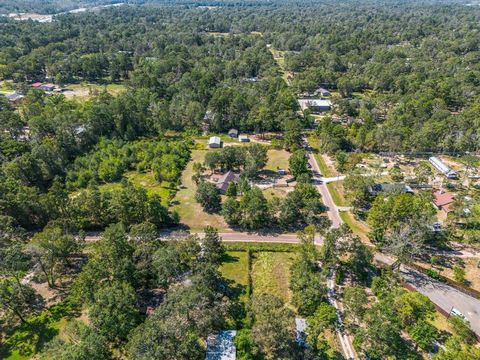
[4,92,24,102]
[216,171,240,193]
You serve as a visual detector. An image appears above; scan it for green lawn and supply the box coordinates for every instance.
[265,149,290,172]
[97,171,174,206]
[326,181,349,206]
[339,211,369,241]
[173,150,228,231]
[307,136,335,177]
[252,252,294,304]
[0,301,77,360]
[220,251,249,302]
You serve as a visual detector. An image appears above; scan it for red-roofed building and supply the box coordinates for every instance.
[433,191,455,214]
[31,82,43,88]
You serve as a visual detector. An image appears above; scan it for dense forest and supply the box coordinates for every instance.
[1,0,480,359]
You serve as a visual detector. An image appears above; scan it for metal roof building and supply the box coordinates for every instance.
[429,157,458,179]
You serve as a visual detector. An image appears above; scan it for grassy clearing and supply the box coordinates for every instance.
[263,187,291,200]
[63,82,126,98]
[252,252,295,303]
[97,171,174,206]
[0,301,78,360]
[220,251,249,303]
[339,211,370,242]
[430,312,453,335]
[173,150,229,231]
[265,149,291,171]
[326,181,349,206]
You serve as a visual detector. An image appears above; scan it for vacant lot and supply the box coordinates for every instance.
[97,171,174,206]
[62,83,126,99]
[265,149,290,172]
[173,150,229,231]
[252,251,294,303]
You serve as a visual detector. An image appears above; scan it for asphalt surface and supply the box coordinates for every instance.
[374,253,480,337]
[305,144,342,228]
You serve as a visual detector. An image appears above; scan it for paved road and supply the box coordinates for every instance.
[85,231,325,245]
[305,141,342,228]
[374,253,480,337]
[401,266,480,336]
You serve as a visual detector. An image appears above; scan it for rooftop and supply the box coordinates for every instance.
[433,191,455,207]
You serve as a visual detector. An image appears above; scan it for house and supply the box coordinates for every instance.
[216,170,240,193]
[429,157,458,179]
[4,92,24,104]
[39,84,55,92]
[31,82,43,88]
[205,330,237,360]
[238,135,250,142]
[433,190,455,214]
[228,129,238,138]
[314,87,331,97]
[298,99,332,113]
[208,136,222,148]
[369,183,413,195]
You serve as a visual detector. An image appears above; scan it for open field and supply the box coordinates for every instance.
[173,149,229,231]
[265,149,290,172]
[62,83,126,98]
[251,251,294,303]
[263,186,292,200]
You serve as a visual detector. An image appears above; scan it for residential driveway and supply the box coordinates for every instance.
[400,266,480,337]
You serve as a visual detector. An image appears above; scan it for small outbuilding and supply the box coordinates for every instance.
[238,135,250,142]
[208,136,222,148]
[228,129,238,138]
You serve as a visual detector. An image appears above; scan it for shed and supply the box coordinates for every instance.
[238,135,250,142]
[208,136,222,148]
[31,82,43,88]
[228,129,238,138]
